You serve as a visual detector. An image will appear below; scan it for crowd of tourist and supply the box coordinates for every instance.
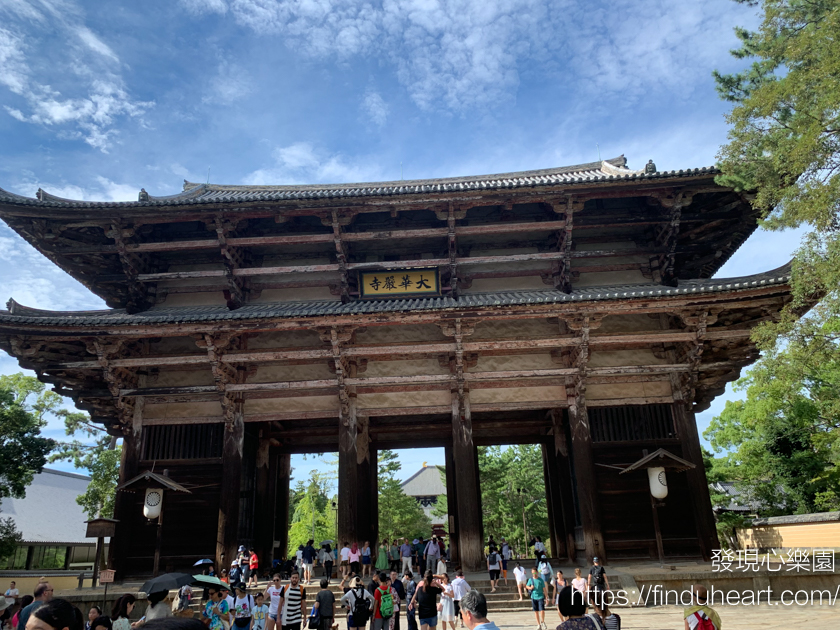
[0,538,721,630]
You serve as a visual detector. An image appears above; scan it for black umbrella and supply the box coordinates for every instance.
[141,572,194,594]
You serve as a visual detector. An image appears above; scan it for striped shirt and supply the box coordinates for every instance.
[281,585,305,625]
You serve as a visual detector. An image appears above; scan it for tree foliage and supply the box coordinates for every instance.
[715,0,840,341]
[377,450,432,542]
[287,470,336,555]
[704,330,840,515]
[707,0,840,521]
[0,376,57,559]
[478,445,549,556]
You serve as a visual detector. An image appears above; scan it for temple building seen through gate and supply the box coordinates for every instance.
[0,156,799,577]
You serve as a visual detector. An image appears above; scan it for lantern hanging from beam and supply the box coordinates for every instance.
[647,466,668,499]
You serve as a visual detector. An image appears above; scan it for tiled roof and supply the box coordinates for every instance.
[401,466,447,497]
[0,469,92,544]
[0,157,720,208]
[0,264,791,327]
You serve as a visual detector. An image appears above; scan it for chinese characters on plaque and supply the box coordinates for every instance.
[359,268,440,299]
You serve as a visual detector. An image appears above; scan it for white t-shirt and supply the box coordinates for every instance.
[534,541,546,553]
[501,544,511,560]
[5,588,18,599]
[450,577,471,601]
[340,547,351,561]
[513,566,527,584]
[265,585,284,615]
[572,577,587,593]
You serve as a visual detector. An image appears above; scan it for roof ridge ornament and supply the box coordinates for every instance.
[645,160,657,174]
[138,188,149,202]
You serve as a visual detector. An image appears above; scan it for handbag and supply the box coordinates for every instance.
[308,609,320,630]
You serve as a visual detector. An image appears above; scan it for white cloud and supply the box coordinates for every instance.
[180,0,228,14]
[0,2,152,151]
[245,142,385,185]
[362,91,388,126]
[178,0,754,115]
[76,26,119,62]
[204,59,253,105]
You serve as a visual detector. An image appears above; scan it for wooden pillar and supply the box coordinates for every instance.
[217,403,244,570]
[111,384,144,580]
[568,400,606,563]
[338,398,364,546]
[673,402,719,560]
[542,442,567,560]
[444,445,459,565]
[274,452,291,559]
[254,436,278,567]
[451,391,484,571]
[546,410,577,562]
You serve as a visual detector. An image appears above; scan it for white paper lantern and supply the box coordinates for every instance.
[647,467,668,499]
[144,487,164,519]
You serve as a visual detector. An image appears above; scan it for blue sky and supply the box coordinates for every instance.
[0,0,803,484]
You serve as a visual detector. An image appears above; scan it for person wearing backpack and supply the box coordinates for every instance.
[586,558,610,609]
[683,585,720,630]
[279,572,307,630]
[486,549,501,593]
[340,576,374,630]
[232,583,255,630]
[373,573,395,630]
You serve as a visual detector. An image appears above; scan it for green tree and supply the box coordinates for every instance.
[703,449,752,549]
[377,450,432,542]
[0,380,56,558]
[704,330,840,515]
[287,471,336,555]
[714,0,840,341]
[0,373,120,518]
[478,445,549,557]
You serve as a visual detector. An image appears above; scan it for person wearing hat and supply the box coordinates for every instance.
[0,596,14,626]
[586,557,609,608]
[238,547,251,587]
[232,583,255,630]
[340,576,373,630]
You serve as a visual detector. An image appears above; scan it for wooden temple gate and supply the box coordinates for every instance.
[0,156,796,576]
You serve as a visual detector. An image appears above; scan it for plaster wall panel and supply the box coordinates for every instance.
[143,400,223,419]
[597,314,663,334]
[470,385,565,404]
[247,330,324,349]
[575,270,649,286]
[362,358,450,377]
[472,318,558,339]
[475,353,557,371]
[355,324,447,344]
[357,390,451,409]
[251,363,335,382]
[254,287,337,302]
[588,349,669,367]
[586,380,672,400]
[162,292,229,306]
[153,370,215,387]
[466,276,548,292]
[245,395,340,413]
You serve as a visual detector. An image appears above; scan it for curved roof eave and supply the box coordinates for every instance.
[0,157,721,211]
[0,263,792,328]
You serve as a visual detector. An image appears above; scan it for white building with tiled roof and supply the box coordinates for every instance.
[0,468,100,571]
[401,465,447,528]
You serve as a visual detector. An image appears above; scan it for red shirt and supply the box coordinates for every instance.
[373,585,389,619]
[250,553,258,569]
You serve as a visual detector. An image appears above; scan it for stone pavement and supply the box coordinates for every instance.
[484,603,840,629]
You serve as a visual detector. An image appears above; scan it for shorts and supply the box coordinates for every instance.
[348,614,368,628]
[531,599,545,612]
[418,616,438,628]
[282,623,302,630]
[269,614,279,621]
[362,556,371,565]
[340,560,349,566]
[489,570,500,580]
[303,563,313,572]
[501,559,508,570]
